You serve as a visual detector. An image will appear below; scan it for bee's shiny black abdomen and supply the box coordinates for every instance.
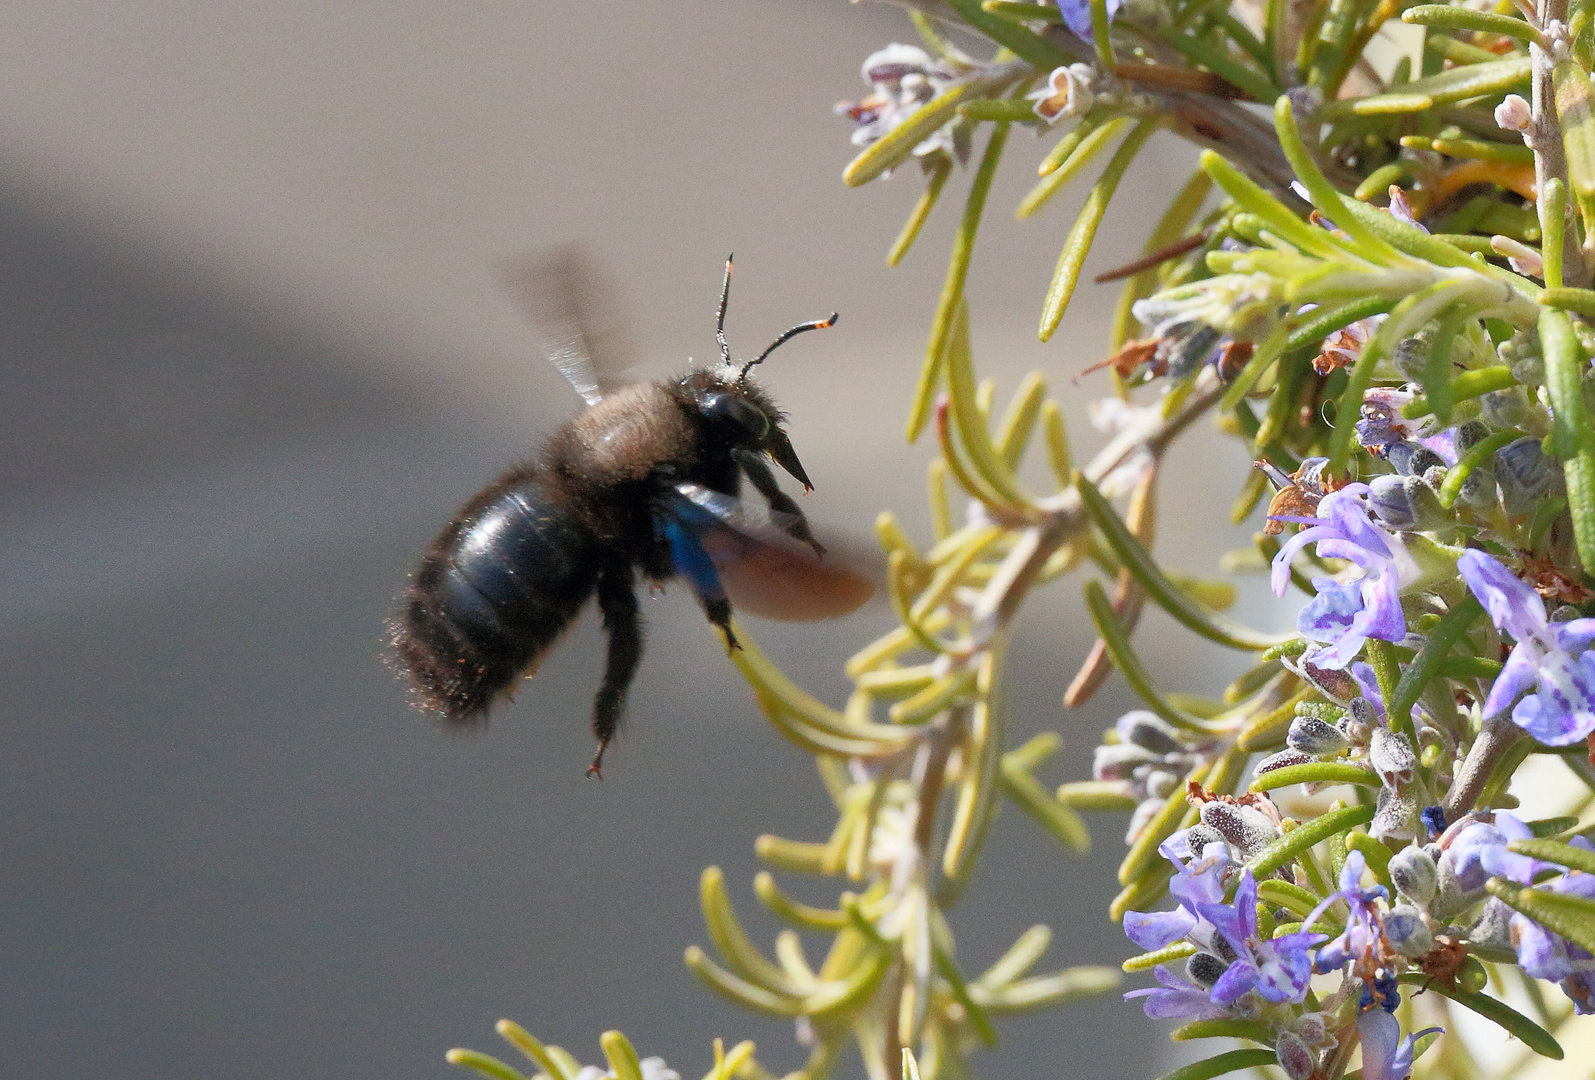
[393,470,602,723]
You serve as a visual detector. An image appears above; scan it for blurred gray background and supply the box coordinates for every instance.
[0,2,1278,1078]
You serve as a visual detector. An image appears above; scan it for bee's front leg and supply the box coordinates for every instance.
[733,448,823,556]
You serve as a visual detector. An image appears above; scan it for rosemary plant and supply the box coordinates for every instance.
[451,0,1595,1077]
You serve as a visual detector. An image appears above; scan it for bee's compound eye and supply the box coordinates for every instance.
[700,391,769,437]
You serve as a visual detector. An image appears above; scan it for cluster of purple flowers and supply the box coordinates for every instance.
[1457,550,1595,746]
[1123,837,1442,1079]
[1267,456,1595,743]
[1269,482,1416,670]
[1446,812,1595,1012]
[1123,833,1324,1018]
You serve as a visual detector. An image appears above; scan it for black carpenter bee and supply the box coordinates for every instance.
[390,249,871,776]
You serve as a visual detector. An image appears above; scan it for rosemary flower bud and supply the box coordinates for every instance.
[1392,334,1431,385]
[1093,743,1163,780]
[1495,436,1559,516]
[1372,786,1420,842]
[1342,697,1379,744]
[1275,1031,1315,1080]
[1368,474,1444,532]
[1256,747,1314,775]
[1144,769,1180,800]
[1118,710,1185,755]
[1495,93,1533,133]
[1182,823,1228,853]
[1480,386,1530,430]
[1458,469,1498,510]
[1370,727,1416,788]
[1292,1012,1331,1047]
[1469,896,1515,951]
[1388,845,1437,907]
[1386,441,1445,478]
[1288,715,1351,756]
[1384,904,1434,958]
[1454,419,1490,455]
[1200,800,1279,859]
[1186,951,1229,988]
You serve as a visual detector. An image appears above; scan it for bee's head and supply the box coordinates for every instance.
[690,256,836,491]
[681,370,813,491]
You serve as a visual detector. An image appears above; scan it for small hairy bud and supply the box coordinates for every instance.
[1144,769,1179,799]
[1368,474,1444,531]
[1298,662,1362,704]
[1454,420,1491,456]
[1389,845,1438,907]
[1370,728,1417,788]
[1391,334,1431,385]
[1288,715,1351,756]
[1093,743,1162,781]
[1385,904,1434,957]
[1372,785,1420,842]
[1469,897,1515,951]
[1480,386,1530,430]
[1125,797,1163,847]
[1495,436,1559,516]
[1275,1031,1315,1080]
[1346,697,1379,734]
[1498,332,1544,385]
[1292,1013,1331,1047]
[1117,710,1184,755]
[1256,747,1313,775]
[1187,951,1228,987]
[1164,324,1222,381]
[1495,93,1533,133]
[1386,442,1445,478]
[1200,800,1279,858]
[1456,466,1498,510]
[1182,823,1227,853]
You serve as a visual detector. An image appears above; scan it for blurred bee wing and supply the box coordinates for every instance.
[500,245,638,407]
[676,483,875,622]
[713,537,876,622]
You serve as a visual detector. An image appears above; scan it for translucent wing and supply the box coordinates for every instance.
[675,483,874,622]
[500,245,638,407]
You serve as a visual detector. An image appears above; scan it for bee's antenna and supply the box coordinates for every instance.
[716,255,734,366]
[739,312,839,382]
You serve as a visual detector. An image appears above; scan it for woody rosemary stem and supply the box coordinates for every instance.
[1533,0,1590,284]
[1443,715,1526,818]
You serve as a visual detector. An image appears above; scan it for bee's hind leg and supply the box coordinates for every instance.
[590,565,642,778]
[703,595,740,654]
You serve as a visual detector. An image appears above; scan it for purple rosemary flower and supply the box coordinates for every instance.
[1468,810,1564,885]
[1357,1009,1441,1080]
[1512,871,1595,1013]
[1303,851,1389,975]
[834,45,959,162]
[1028,63,1096,122]
[1125,845,1320,1013]
[1055,0,1122,41]
[1271,486,1413,669]
[1458,549,1595,745]
[1122,836,1229,951]
[1195,870,1325,1004]
[1122,964,1231,1021]
[1451,814,1595,1012]
[1356,388,1427,455]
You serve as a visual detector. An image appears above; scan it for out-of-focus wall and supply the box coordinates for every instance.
[0,3,1283,1078]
